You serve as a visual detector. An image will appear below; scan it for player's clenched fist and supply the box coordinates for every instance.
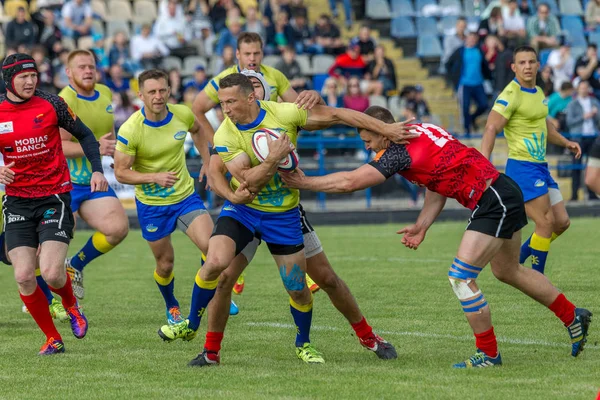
[99,132,116,156]
[90,171,109,192]
[153,171,179,188]
[0,161,15,185]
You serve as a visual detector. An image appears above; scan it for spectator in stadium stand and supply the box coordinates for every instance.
[291,11,322,54]
[527,3,560,51]
[446,31,491,135]
[90,34,110,70]
[585,0,600,30]
[265,11,296,55]
[519,0,531,15]
[321,77,344,108]
[354,25,377,62]
[366,45,396,95]
[195,20,216,57]
[547,81,574,132]
[328,38,371,90]
[502,0,527,47]
[130,23,170,70]
[168,68,183,102]
[264,0,291,24]
[154,0,195,58]
[343,76,369,112]
[575,44,600,98]
[112,91,136,133]
[539,65,555,97]
[243,6,265,41]
[209,0,243,33]
[290,0,308,20]
[6,7,37,49]
[186,0,211,25]
[52,48,70,90]
[405,84,431,123]
[547,41,575,92]
[482,34,504,71]
[442,17,467,74]
[566,80,600,201]
[37,8,62,60]
[275,46,310,91]
[329,0,352,29]
[61,0,93,45]
[216,17,244,56]
[314,14,345,55]
[478,7,505,42]
[214,44,237,73]
[109,31,137,76]
[184,65,208,92]
[105,64,131,94]
[31,45,54,92]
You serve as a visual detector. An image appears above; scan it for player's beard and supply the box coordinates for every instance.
[74,75,95,92]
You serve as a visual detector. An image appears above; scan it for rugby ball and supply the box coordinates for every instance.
[251,128,300,172]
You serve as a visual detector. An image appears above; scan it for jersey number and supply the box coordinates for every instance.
[411,123,455,148]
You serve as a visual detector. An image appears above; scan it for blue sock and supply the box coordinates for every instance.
[530,233,551,274]
[519,234,532,264]
[290,297,313,347]
[154,271,179,309]
[70,232,115,272]
[36,273,53,305]
[187,273,217,331]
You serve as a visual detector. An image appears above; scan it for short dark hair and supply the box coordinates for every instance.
[588,43,598,51]
[138,69,169,88]
[219,73,254,95]
[560,81,574,91]
[364,106,395,124]
[237,32,263,50]
[513,45,538,59]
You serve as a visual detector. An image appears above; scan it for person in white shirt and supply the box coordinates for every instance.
[502,0,526,41]
[61,0,93,44]
[547,42,575,92]
[130,23,170,69]
[154,0,193,56]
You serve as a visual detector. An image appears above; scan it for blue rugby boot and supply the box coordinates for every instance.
[567,308,592,357]
[452,349,502,368]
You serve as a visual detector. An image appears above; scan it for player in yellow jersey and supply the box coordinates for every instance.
[59,50,129,299]
[113,69,213,325]
[158,73,413,366]
[482,46,581,275]
[193,32,324,295]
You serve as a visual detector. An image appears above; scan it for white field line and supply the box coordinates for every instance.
[246,322,598,350]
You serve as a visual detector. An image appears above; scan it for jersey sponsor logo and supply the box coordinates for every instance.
[257,174,291,207]
[106,105,114,114]
[542,99,549,106]
[146,224,158,233]
[223,204,236,212]
[22,63,35,69]
[534,179,546,187]
[33,114,45,129]
[14,135,49,153]
[55,230,69,239]
[174,131,187,140]
[7,212,25,223]
[41,218,59,225]
[44,208,57,218]
[0,121,14,134]
[4,146,14,152]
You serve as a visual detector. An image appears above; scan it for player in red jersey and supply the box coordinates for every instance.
[282,106,592,368]
[0,54,108,355]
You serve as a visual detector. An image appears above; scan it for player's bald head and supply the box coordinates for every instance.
[219,73,255,96]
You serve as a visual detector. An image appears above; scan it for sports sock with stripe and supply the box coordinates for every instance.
[70,232,115,272]
[290,296,313,347]
[529,233,551,274]
[154,270,179,309]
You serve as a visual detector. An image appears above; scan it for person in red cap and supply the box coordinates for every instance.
[0,53,108,355]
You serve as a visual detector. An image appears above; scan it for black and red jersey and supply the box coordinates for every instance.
[369,123,499,210]
[0,90,77,198]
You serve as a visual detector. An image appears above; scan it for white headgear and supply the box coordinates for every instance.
[240,69,272,101]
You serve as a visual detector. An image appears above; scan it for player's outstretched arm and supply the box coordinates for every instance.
[208,153,255,204]
[60,128,116,158]
[481,110,508,160]
[546,118,582,159]
[303,105,418,144]
[281,164,387,193]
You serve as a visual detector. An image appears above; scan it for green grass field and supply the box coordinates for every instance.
[0,218,598,400]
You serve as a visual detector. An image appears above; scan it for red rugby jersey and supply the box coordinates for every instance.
[369,123,499,210]
[0,90,76,198]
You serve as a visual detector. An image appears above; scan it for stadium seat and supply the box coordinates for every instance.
[366,0,392,20]
[90,0,107,20]
[539,48,552,66]
[312,55,335,74]
[391,16,417,38]
[416,17,438,35]
[91,19,105,37]
[589,31,600,48]
[295,54,312,76]
[369,95,387,108]
[439,0,462,15]
[440,15,458,35]
[261,55,281,68]
[559,0,584,15]
[388,96,402,118]
[107,20,131,38]
[4,0,29,18]
[107,0,133,21]
[561,16,586,48]
[535,0,559,14]
[133,0,157,24]
[571,46,586,61]
[162,56,182,71]
[391,0,416,17]
[208,56,220,76]
[417,34,443,57]
[416,0,438,15]
[182,56,207,76]
[78,36,95,51]
[463,0,485,17]
[466,16,481,31]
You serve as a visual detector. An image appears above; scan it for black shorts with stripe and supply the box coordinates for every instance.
[3,192,74,252]
[466,174,528,239]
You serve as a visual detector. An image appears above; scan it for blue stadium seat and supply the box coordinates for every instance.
[440,15,458,34]
[539,48,552,66]
[391,16,417,38]
[559,0,584,15]
[561,15,587,47]
[417,35,443,57]
[439,0,462,15]
[416,0,438,14]
[463,0,486,17]
[366,0,392,19]
[589,32,600,47]
[391,0,416,17]
[535,0,559,14]
[416,16,438,35]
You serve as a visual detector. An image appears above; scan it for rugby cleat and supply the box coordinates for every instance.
[38,337,65,355]
[296,343,325,364]
[232,274,245,295]
[166,306,184,325]
[359,333,398,360]
[66,303,88,339]
[567,308,592,357]
[306,274,320,293]
[452,349,502,368]
[229,300,239,316]
[22,304,28,313]
[188,349,220,367]
[158,319,197,342]
[66,259,84,299]
[49,298,69,323]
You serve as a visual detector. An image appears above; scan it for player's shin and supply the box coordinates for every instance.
[36,268,54,305]
[20,286,62,341]
[529,233,551,274]
[70,232,115,272]
[187,271,218,331]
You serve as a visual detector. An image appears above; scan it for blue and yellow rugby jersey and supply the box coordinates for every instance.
[205,64,291,103]
[214,101,307,212]
[115,104,196,206]
[59,84,115,185]
[492,78,549,163]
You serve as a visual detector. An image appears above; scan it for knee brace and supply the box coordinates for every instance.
[448,258,488,313]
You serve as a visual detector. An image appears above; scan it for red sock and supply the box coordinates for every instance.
[548,293,576,326]
[474,327,498,358]
[351,317,374,341]
[20,286,62,341]
[48,273,77,309]
[204,331,224,353]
